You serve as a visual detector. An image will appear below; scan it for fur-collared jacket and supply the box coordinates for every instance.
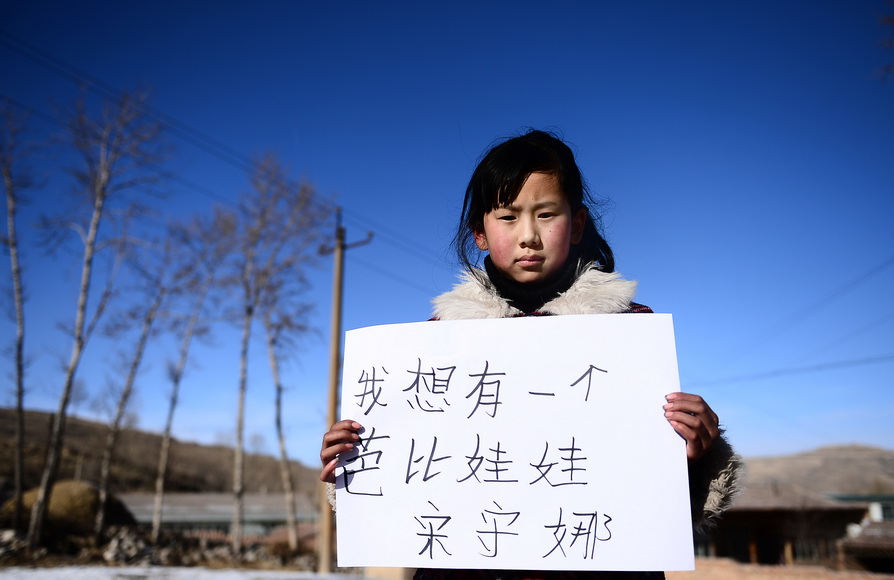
[431,264,743,532]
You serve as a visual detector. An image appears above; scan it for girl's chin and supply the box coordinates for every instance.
[506,270,554,284]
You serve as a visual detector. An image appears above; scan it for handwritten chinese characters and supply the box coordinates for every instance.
[335,314,694,572]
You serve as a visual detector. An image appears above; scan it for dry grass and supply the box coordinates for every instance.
[667,558,894,580]
[0,409,319,497]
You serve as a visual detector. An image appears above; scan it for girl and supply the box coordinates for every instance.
[320,130,742,580]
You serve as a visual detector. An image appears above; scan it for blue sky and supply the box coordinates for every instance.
[2,1,893,469]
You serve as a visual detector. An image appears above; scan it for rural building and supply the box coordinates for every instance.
[119,492,317,538]
[698,481,866,566]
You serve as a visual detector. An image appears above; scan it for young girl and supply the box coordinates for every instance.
[320,130,742,580]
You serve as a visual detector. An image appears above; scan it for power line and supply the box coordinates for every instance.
[1,30,342,221]
[685,353,894,388]
[735,253,894,353]
[687,252,894,388]
[0,30,255,174]
[346,254,443,300]
[342,211,453,271]
[2,30,455,277]
[791,310,894,364]
[3,92,453,302]
[0,94,235,209]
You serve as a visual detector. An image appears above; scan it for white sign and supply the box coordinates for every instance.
[335,314,694,572]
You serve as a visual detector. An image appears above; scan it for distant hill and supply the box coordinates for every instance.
[0,408,320,503]
[4,408,891,504]
[743,444,894,495]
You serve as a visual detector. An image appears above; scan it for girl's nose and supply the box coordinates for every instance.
[520,219,540,247]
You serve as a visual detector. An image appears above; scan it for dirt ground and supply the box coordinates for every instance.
[666,558,894,580]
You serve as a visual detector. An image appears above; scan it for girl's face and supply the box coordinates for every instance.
[474,172,585,285]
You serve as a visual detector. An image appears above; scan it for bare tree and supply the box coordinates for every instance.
[68,376,91,417]
[256,241,320,551]
[27,91,164,547]
[228,154,329,553]
[248,432,267,454]
[262,302,312,551]
[150,209,233,544]
[94,240,180,539]
[1,101,34,533]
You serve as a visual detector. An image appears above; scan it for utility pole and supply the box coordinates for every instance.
[318,208,372,574]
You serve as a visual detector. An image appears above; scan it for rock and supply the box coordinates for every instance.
[0,480,136,537]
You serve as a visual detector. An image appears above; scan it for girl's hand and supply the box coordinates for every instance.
[663,392,720,462]
[320,419,362,483]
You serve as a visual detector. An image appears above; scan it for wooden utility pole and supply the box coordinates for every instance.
[318,208,371,573]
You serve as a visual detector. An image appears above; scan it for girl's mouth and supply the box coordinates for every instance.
[517,255,544,266]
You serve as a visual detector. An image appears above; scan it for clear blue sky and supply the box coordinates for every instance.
[2,1,893,468]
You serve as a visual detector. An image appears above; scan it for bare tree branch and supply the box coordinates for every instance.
[27,90,167,547]
[151,209,233,544]
[228,153,330,553]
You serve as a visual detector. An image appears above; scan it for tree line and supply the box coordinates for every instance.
[1,89,332,553]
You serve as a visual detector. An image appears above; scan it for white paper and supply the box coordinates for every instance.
[335,313,694,572]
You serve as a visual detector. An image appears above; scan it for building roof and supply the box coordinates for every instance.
[730,481,869,512]
[839,522,894,556]
[118,492,318,525]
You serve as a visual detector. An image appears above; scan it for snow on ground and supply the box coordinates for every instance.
[0,567,361,579]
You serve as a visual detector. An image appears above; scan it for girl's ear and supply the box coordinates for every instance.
[474,228,489,251]
[570,208,587,245]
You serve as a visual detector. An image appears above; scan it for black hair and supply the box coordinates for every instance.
[452,129,615,273]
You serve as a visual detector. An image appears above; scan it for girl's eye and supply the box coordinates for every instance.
[538,213,555,219]
[497,215,516,222]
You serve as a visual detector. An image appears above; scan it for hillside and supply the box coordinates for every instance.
[3,408,892,502]
[0,409,320,502]
[743,444,894,495]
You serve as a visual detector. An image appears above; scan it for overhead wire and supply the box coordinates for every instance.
[0,94,234,210]
[791,310,894,364]
[346,254,442,300]
[680,254,894,448]
[686,353,894,388]
[684,252,894,388]
[1,29,454,280]
[729,253,894,356]
[0,30,255,174]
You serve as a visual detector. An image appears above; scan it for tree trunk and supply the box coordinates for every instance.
[151,289,205,544]
[95,289,165,540]
[28,189,106,547]
[3,146,26,532]
[264,316,298,550]
[232,301,252,554]
[151,413,174,544]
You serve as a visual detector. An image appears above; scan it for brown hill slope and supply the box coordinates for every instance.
[744,444,894,494]
[0,408,319,501]
[5,408,891,502]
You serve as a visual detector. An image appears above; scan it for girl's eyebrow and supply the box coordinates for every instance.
[499,200,564,211]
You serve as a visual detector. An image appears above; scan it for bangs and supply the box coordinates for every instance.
[484,144,562,211]
[491,170,557,210]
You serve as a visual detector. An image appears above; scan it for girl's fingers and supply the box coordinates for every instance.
[669,419,709,460]
[665,394,719,431]
[319,419,363,481]
[333,419,362,431]
[320,420,362,459]
[322,428,361,449]
[322,421,362,443]
[320,457,339,483]
[664,393,720,461]
[320,441,356,465]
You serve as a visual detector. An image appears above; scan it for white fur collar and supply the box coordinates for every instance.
[431,265,639,320]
